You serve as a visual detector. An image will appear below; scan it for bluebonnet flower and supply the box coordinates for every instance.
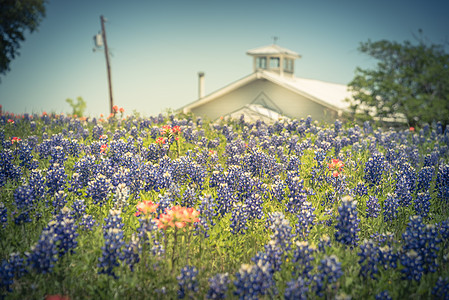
[177,265,199,299]
[437,219,449,241]
[318,234,332,252]
[194,195,216,238]
[383,193,400,222]
[400,249,424,281]
[78,214,97,231]
[416,166,434,192]
[51,190,68,213]
[354,182,368,197]
[244,192,264,221]
[0,202,7,228]
[291,241,316,280]
[206,272,230,299]
[49,145,66,165]
[17,141,34,169]
[312,255,343,298]
[286,155,301,171]
[113,183,130,210]
[358,239,380,279]
[0,253,26,293]
[0,149,22,186]
[414,192,431,219]
[395,162,417,207]
[401,216,441,281]
[436,164,449,202]
[121,234,141,272]
[366,196,381,218]
[270,176,286,203]
[98,209,125,278]
[284,276,308,300]
[86,174,112,206]
[27,226,59,274]
[375,290,392,300]
[370,232,394,247]
[266,212,293,251]
[36,138,52,159]
[230,203,249,235]
[335,196,360,248]
[28,169,45,200]
[364,153,386,188]
[215,182,236,218]
[233,261,275,300]
[71,199,86,219]
[208,165,224,189]
[256,241,283,273]
[92,124,104,140]
[432,277,449,299]
[49,207,79,257]
[13,185,35,224]
[45,163,67,196]
[378,245,398,270]
[71,155,96,189]
[296,201,316,240]
[285,175,308,214]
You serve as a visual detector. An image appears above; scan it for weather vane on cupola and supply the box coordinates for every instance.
[272,36,279,44]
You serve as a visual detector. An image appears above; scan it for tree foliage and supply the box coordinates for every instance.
[66,96,87,117]
[348,36,449,126]
[0,0,46,78]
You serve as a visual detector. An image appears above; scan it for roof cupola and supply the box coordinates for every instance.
[246,44,301,78]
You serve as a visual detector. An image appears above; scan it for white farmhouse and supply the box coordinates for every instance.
[180,44,353,122]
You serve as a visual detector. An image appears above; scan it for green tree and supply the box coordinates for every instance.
[66,96,87,117]
[0,0,47,78]
[347,35,449,126]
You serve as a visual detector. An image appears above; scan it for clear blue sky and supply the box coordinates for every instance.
[1,0,448,117]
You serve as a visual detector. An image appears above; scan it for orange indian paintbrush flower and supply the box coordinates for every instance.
[135,200,159,217]
[328,159,344,177]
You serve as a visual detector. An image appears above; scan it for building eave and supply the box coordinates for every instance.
[179,71,351,116]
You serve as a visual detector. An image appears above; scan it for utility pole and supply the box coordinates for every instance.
[100,15,114,114]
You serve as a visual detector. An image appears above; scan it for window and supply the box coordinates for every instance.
[256,57,267,69]
[270,57,280,68]
[284,58,293,72]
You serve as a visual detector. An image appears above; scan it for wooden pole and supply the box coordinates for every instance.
[100,15,114,114]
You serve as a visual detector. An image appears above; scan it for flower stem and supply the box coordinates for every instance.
[171,227,178,273]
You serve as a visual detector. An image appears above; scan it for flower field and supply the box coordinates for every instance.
[1,111,449,299]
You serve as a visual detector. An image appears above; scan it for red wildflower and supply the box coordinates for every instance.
[171,125,181,135]
[328,159,344,177]
[11,137,21,144]
[112,105,119,113]
[100,144,108,153]
[7,119,14,124]
[135,200,159,217]
[156,137,166,145]
[119,107,125,113]
[409,127,415,132]
[153,206,200,230]
[160,125,172,136]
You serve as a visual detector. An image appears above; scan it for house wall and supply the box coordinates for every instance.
[190,79,338,122]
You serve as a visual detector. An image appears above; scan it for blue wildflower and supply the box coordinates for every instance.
[206,273,230,299]
[375,290,392,300]
[414,192,431,219]
[98,209,125,278]
[177,265,199,299]
[432,277,449,299]
[312,255,343,298]
[383,193,400,222]
[284,276,308,300]
[366,196,381,218]
[335,196,360,248]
